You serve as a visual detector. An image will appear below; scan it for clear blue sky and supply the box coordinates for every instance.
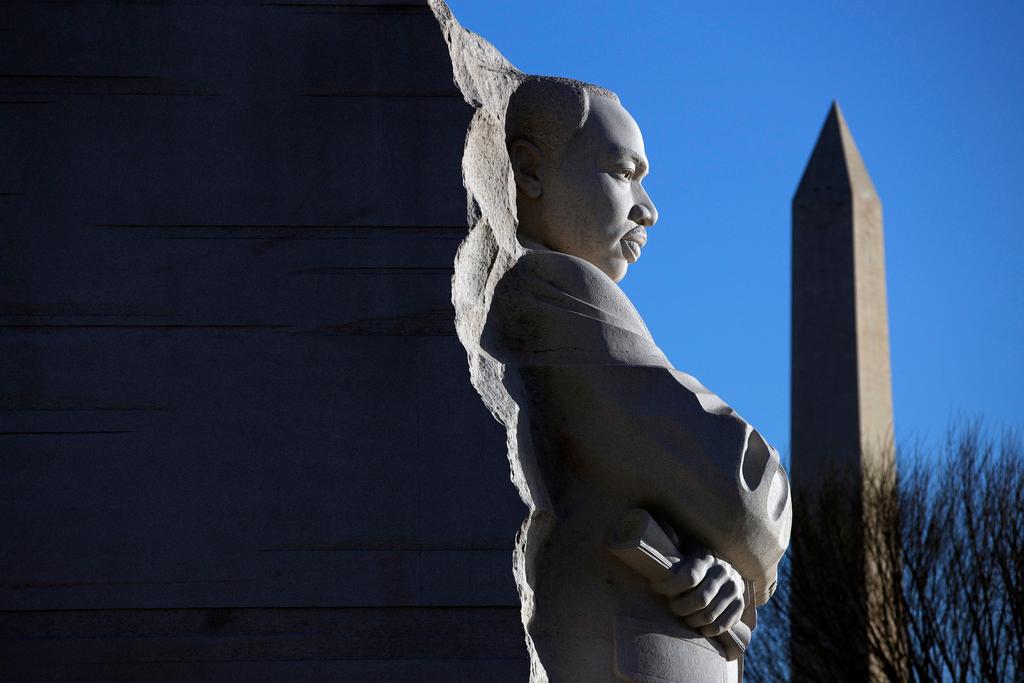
[447,1,1023,455]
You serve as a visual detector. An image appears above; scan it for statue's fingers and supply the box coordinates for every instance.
[684,574,742,628]
[651,553,713,596]
[699,598,744,638]
[668,563,728,618]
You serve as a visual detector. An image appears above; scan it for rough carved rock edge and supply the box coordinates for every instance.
[429,3,551,682]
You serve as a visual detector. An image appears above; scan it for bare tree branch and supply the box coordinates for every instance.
[743,421,1022,683]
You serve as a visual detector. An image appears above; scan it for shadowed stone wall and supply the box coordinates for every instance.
[0,1,527,679]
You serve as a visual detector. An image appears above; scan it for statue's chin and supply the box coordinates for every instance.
[607,260,628,283]
[562,251,628,283]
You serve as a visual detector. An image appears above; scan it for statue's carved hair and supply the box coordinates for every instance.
[505,76,619,160]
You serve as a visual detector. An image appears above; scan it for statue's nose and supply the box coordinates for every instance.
[629,189,658,227]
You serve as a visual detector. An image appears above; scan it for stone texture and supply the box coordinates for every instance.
[435,3,792,679]
[791,102,895,487]
[790,102,896,683]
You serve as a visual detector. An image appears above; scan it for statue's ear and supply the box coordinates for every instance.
[509,139,543,199]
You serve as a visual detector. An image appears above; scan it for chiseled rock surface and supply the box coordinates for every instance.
[432,2,791,681]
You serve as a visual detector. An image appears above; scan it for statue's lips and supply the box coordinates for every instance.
[620,226,647,264]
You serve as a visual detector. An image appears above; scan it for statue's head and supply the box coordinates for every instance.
[505,76,658,282]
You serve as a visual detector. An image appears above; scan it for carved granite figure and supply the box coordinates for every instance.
[433,5,792,682]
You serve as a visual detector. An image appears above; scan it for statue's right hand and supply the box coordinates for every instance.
[650,550,746,638]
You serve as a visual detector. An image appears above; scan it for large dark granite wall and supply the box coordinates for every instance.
[0,1,526,679]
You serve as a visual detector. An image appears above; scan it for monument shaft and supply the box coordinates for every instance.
[791,102,893,485]
[790,102,897,682]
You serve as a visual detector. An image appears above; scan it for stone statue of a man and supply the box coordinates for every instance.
[481,76,792,682]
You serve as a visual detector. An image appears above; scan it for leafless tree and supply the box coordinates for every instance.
[744,422,1023,683]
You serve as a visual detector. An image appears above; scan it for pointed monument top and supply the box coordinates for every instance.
[794,101,879,205]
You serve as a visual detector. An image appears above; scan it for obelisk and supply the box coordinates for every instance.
[790,102,896,682]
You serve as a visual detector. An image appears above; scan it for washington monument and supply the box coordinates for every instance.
[790,102,896,683]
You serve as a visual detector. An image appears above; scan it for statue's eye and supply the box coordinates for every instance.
[620,169,634,180]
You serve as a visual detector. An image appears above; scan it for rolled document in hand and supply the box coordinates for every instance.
[606,509,751,662]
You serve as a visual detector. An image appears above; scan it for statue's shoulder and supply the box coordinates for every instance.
[510,248,605,283]
[496,248,629,313]
[483,248,667,368]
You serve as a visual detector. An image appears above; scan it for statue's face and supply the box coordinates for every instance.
[542,97,658,282]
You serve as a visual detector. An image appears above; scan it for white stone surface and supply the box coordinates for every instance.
[432,3,791,680]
